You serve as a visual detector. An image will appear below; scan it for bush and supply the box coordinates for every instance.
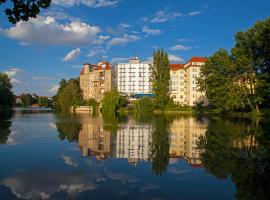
[138,97,154,112]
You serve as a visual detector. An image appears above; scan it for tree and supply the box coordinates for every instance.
[20,93,33,107]
[38,96,52,107]
[0,73,14,107]
[150,49,170,109]
[198,49,247,111]
[138,96,154,112]
[56,78,83,111]
[101,90,120,112]
[0,0,51,24]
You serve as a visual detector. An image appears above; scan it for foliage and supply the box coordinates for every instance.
[138,96,154,112]
[86,98,98,113]
[38,96,52,107]
[101,89,120,112]
[0,0,51,24]
[0,73,14,107]
[198,17,270,112]
[150,49,170,109]
[151,115,170,176]
[55,78,84,111]
[20,93,33,107]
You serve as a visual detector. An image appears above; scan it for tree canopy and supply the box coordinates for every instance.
[150,49,170,109]
[198,17,270,112]
[0,73,14,107]
[0,0,51,24]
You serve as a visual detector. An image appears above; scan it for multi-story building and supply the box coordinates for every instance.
[170,57,208,106]
[80,61,112,102]
[113,57,152,97]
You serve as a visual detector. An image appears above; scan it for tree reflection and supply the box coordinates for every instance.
[0,109,13,144]
[151,115,170,176]
[198,118,270,200]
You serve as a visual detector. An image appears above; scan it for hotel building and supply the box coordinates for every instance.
[170,57,208,106]
[113,57,152,97]
[79,61,113,102]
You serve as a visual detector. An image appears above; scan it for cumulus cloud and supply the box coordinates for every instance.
[3,16,101,46]
[188,11,202,16]
[169,44,191,51]
[49,85,59,93]
[111,57,129,63]
[99,35,110,40]
[63,48,81,61]
[148,10,182,23]
[142,26,162,36]
[53,0,119,8]
[108,34,140,46]
[168,54,184,63]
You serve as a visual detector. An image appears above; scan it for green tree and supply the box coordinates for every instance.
[198,49,247,111]
[38,96,52,107]
[101,90,120,112]
[0,73,14,107]
[20,93,33,107]
[138,96,154,112]
[150,49,170,109]
[56,78,83,111]
[0,0,51,24]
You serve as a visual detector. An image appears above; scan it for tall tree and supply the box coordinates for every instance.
[0,73,14,107]
[102,90,120,112]
[150,49,170,109]
[0,0,51,24]
[198,49,247,111]
[56,78,83,110]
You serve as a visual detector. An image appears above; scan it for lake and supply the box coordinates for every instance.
[0,110,269,200]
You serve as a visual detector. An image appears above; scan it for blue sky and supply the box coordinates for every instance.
[0,0,269,96]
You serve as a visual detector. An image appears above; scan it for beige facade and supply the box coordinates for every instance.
[80,61,112,102]
[170,57,208,106]
[169,117,208,166]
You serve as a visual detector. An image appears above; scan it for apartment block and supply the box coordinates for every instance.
[170,57,208,106]
[113,57,152,97]
[80,61,113,102]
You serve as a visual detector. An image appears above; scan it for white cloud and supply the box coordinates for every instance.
[49,85,59,93]
[178,38,194,42]
[168,54,184,63]
[108,34,140,46]
[111,57,129,63]
[4,68,59,96]
[52,0,119,8]
[149,10,182,23]
[63,48,81,61]
[99,35,110,40]
[188,11,202,16]
[3,16,101,46]
[142,26,162,36]
[87,47,106,57]
[169,44,191,51]
[120,23,130,28]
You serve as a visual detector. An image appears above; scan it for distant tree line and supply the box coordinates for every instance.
[198,17,270,113]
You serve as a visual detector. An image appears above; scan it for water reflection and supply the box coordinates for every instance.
[0,109,14,144]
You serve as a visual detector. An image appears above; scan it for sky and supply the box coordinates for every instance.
[0,0,269,96]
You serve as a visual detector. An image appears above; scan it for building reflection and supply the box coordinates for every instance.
[169,118,207,167]
[116,119,153,165]
[77,114,207,167]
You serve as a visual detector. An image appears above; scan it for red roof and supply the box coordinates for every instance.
[170,64,184,71]
[189,57,207,63]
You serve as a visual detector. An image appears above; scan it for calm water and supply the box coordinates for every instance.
[0,110,269,200]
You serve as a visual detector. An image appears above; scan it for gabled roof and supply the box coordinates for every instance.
[170,64,184,70]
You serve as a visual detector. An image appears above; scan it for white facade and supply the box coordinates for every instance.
[113,57,152,96]
[116,119,152,165]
